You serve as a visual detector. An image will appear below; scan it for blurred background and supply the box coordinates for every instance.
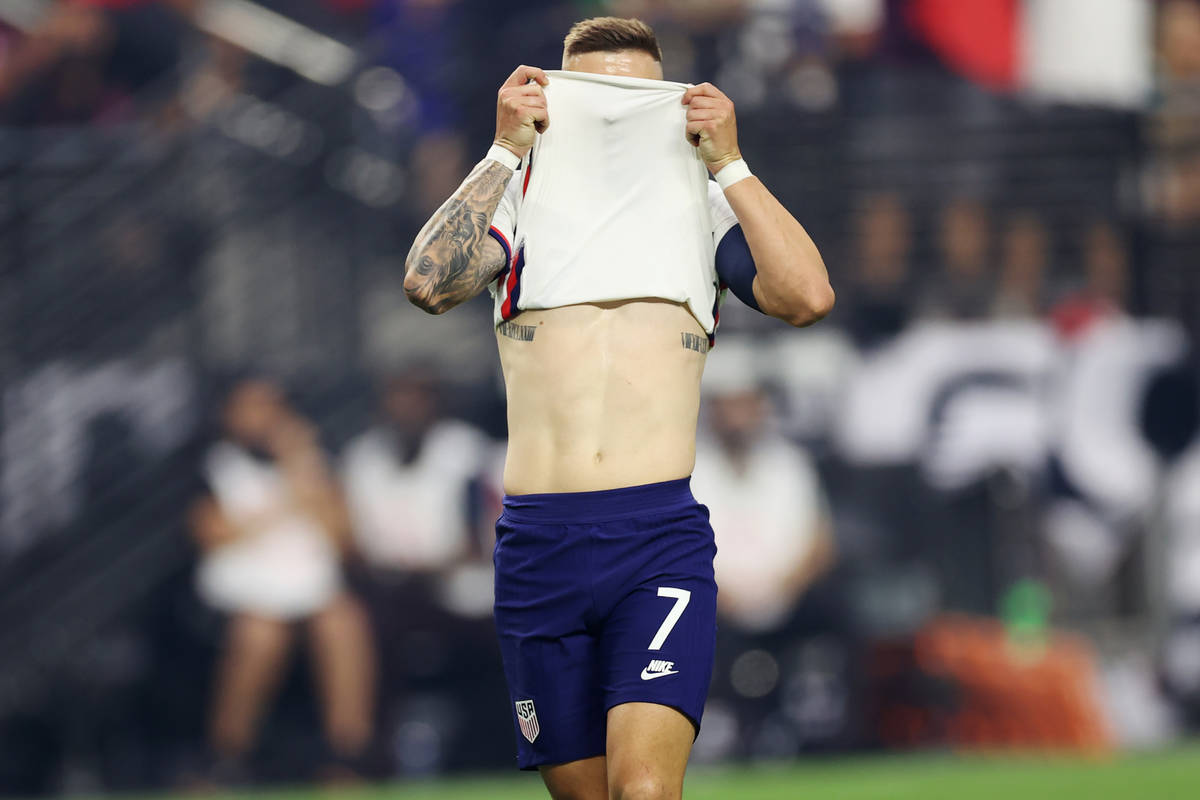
[1,0,1199,796]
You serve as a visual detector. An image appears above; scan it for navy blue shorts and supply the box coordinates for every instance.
[493,477,717,770]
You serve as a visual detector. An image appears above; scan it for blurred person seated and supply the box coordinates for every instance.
[189,378,375,780]
[991,211,1051,319]
[841,191,916,349]
[340,366,509,773]
[693,344,834,634]
[691,340,842,757]
[341,366,499,611]
[919,196,994,321]
[0,0,193,124]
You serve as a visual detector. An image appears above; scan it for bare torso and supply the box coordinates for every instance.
[497,298,707,494]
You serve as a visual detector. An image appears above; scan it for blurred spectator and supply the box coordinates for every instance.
[340,367,505,774]
[1023,0,1151,108]
[920,197,994,320]
[1155,0,1200,226]
[1082,221,1131,310]
[371,0,470,215]
[817,0,884,59]
[1050,220,1129,339]
[840,191,915,348]
[693,340,839,756]
[341,367,497,582]
[1148,0,1200,343]
[409,130,470,219]
[992,212,1050,319]
[1160,0,1200,83]
[0,0,193,124]
[189,379,375,779]
[693,367,835,634]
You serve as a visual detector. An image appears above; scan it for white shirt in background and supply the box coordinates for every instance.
[197,442,342,619]
[693,435,827,633]
[341,420,493,572]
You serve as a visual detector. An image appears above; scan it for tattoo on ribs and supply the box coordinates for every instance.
[499,321,536,342]
[409,160,512,310]
[681,332,709,353]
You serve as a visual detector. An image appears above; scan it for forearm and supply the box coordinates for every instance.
[723,176,834,326]
[299,487,353,548]
[278,453,353,545]
[404,158,513,314]
[190,499,247,551]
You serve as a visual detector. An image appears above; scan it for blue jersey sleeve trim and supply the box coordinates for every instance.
[488,226,513,267]
[715,224,761,313]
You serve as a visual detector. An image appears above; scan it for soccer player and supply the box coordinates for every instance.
[404,16,832,800]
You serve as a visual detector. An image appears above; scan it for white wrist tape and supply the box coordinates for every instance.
[715,158,753,191]
[486,143,522,171]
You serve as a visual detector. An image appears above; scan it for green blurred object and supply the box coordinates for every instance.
[1002,578,1053,650]
[159,746,1200,799]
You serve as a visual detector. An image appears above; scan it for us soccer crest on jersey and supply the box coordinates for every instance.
[515,699,540,743]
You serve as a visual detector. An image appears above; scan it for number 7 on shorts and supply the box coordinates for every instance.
[648,587,691,651]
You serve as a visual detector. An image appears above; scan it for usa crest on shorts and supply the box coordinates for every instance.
[515,699,540,743]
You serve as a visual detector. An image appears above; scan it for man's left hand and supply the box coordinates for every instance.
[682,83,741,175]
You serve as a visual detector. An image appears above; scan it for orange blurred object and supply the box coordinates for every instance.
[912,615,1112,753]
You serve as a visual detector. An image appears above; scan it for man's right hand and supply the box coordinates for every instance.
[494,65,549,160]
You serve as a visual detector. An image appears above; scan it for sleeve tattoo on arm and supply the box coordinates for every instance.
[407,160,512,313]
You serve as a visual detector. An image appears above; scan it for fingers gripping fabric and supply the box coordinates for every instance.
[488,70,721,333]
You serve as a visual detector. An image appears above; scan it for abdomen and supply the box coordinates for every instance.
[498,299,707,494]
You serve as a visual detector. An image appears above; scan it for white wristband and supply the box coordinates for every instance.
[715,158,753,191]
[486,143,522,171]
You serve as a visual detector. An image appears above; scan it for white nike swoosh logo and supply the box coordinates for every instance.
[640,668,680,680]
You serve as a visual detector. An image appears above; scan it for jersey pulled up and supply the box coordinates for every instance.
[487,70,740,336]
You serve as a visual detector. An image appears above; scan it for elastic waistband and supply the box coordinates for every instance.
[502,477,694,524]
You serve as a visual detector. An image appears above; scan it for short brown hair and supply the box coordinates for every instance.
[563,17,662,63]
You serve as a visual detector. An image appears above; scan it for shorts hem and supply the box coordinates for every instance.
[604,698,702,739]
[518,747,606,771]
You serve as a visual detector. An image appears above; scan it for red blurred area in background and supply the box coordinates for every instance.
[907,0,1020,90]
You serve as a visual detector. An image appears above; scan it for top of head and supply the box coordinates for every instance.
[562,16,664,81]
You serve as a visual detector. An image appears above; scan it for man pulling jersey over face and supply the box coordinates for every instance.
[403,15,834,800]
[487,70,735,336]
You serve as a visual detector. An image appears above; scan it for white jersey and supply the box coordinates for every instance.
[488,70,741,336]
